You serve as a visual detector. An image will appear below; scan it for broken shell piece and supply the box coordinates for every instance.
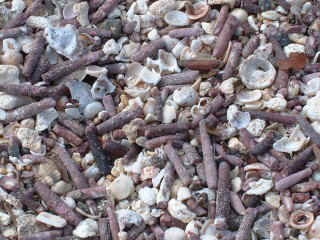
[65,80,94,111]
[146,50,180,74]
[227,105,251,130]
[273,126,309,154]
[247,119,266,137]
[91,74,116,99]
[44,24,79,59]
[103,39,120,59]
[303,92,320,121]
[246,179,273,195]
[300,78,320,96]
[290,210,314,230]
[185,2,209,20]
[236,90,262,104]
[35,108,59,132]
[173,86,199,107]
[230,8,248,23]
[86,65,108,78]
[148,0,177,17]
[244,163,269,171]
[116,209,144,231]
[284,44,305,57]
[73,2,90,27]
[168,199,196,223]
[162,103,177,123]
[263,96,287,111]
[239,55,276,89]
[139,67,161,85]
[63,2,77,19]
[0,65,20,84]
[219,77,238,95]
[164,11,190,27]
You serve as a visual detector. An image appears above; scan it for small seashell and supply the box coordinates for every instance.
[11,0,25,13]
[219,77,238,95]
[198,98,212,115]
[148,0,177,17]
[171,39,187,58]
[164,227,185,240]
[147,29,160,41]
[227,105,251,129]
[168,199,196,223]
[146,50,181,74]
[236,90,262,104]
[199,82,212,96]
[190,39,203,53]
[73,2,90,26]
[239,55,276,89]
[230,8,248,23]
[139,67,161,85]
[162,104,177,123]
[139,187,157,206]
[300,78,320,96]
[208,0,236,8]
[228,137,246,153]
[103,39,120,59]
[185,2,209,20]
[73,219,98,238]
[288,33,307,45]
[265,192,280,208]
[264,96,287,111]
[273,125,309,154]
[172,86,199,106]
[311,121,320,135]
[116,209,144,231]
[303,92,320,121]
[91,74,116,99]
[289,210,314,230]
[162,35,179,51]
[110,174,135,200]
[177,186,192,201]
[253,43,273,60]
[261,10,280,20]
[164,11,190,27]
[0,50,23,65]
[36,108,59,132]
[248,16,259,32]
[246,179,273,195]
[247,119,266,137]
[63,2,77,19]
[86,65,108,78]
[199,35,216,45]
[284,43,305,57]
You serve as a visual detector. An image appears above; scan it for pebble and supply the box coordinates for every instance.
[0,94,33,110]
[116,209,144,231]
[164,227,185,240]
[36,212,67,228]
[177,186,192,201]
[73,218,98,239]
[62,196,76,209]
[0,211,11,225]
[264,97,287,111]
[283,43,305,57]
[51,180,73,195]
[168,199,196,223]
[110,174,135,200]
[173,86,199,106]
[35,108,59,131]
[83,101,104,119]
[138,187,157,206]
[246,179,273,195]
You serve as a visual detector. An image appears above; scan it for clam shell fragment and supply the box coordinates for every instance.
[164,11,190,27]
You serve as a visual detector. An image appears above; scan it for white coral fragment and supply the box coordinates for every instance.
[103,39,120,59]
[139,67,161,85]
[146,50,180,74]
[246,179,273,195]
[239,55,276,89]
[227,105,251,129]
[273,126,309,154]
[91,74,116,99]
[236,90,262,104]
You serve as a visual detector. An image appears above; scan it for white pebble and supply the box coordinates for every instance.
[148,29,160,41]
[219,77,238,95]
[83,101,104,119]
[173,86,198,106]
[73,219,98,239]
[164,227,185,240]
[168,199,196,223]
[35,107,58,131]
[138,187,157,206]
[36,212,67,228]
[177,187,192,201]
[51,181,72,195]
[110,174,135,200]
[62,196,76,209]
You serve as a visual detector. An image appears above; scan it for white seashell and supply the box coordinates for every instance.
[265,192,280,208]
[103,39,120,58]
[273,126,309,154]
[162,103,177,123]
[212,124,237,140]
[300,78,320,96]
[227,105,251,129]
[168,199,196,223]
[288,33,307,45]
[219,77,238,95]
[140,14,157,29]
[63,2,77,19]
[261,10,280,20]
[288,80,300,99]
[91,74,116,99]
[44,24,79,59]
[230,8,248,23]
[164,227,185,240]
[239,55,276,89]
[146,50,180,74]
[148,0,177,17]
[247,119,266,137]
[73,2,90,27]
[244,163,269,172]
[139,187,157,206]
[185,220,201,236]
[199,35,216,45]
[139,67,161,85]
[11,0,26,13]
[0,65,20,84]
[191,39,203,53]
[199,82,212,96]
[228,137,246,153]
[253,43,273,60]
[248,16,259,32]
[208,0,236,8]
[116,41,140,62]
[3,38,21,52]
[264,96,287,111]
[246,179,273,195]
[26,16,51,29]
[284,43,305,57]
[201,22,214,34]
[171,40,187,58]
[147,29,160,41]
[242,101,264,111]
[180,47,197,60]
[236,90,262,104]
[35,108,59,132]
[303,92,320,121]
[164,11,190,27]
[177,186,192,201]
[173,86,199,106]
[86,65,108,78]
[162,35,179,51]
[136,0,148,14]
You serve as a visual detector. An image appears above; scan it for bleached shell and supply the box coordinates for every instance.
[283,43,305,57]
[139,67,161,85]
[171,40,187,58]
[199,82,212,96]
[148,29,160,41]
[162,35,179,51]
[197,98,212,115]
[136,0,148,14]
[11,0,26,13]
[263,97,287,111]
[253,43,273,60]
[227,105,250,130]
[265,192,280,208]
[199,35,216,45]
[311,121,320,135]
[244,163,269,171]
[164,11,190,26]
[201,22,214,34]
[168,199,196,223]
[0,65,20,84]
[239,55,276,89]
[177,187,192,201]
[162,104,177,123]
[236,90,262,104]
[190,39,203,53]
[103,39,120,58]
[308,215,320,238]
[247,119,266,137]
[228,137,246,153]
[180,47,197,60]
[164,227,185,240]
[173,86,199,106]
[300,78,320,96]
[26,16,51,29]
[86,65,108,77]
[273,126,309,154]
[230,8,248,23]
[248,16,259,32]
[91,74,116,99]
[288,33,307,45]
[146,50,180,74]
[231,177,242,192]
[246,179,273,195]
[303,92,320,121]
[261,10,280,20]
[219,77,238,95]
[148,0,177,17]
